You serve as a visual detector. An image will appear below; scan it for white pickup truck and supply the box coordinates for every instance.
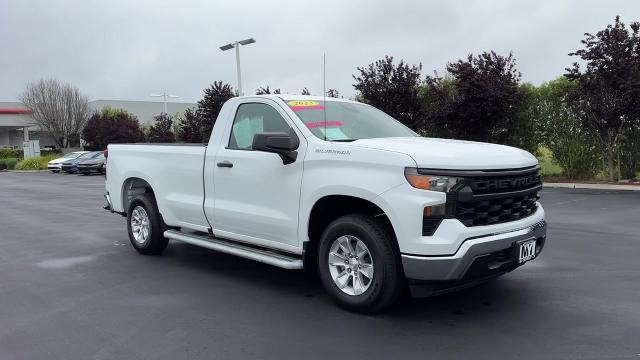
[104,95,546,313]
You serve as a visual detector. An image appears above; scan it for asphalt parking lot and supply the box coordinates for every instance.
[0,172,639,360]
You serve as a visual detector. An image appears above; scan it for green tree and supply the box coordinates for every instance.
[618,123,640,179]
[197,81,236,138]
[535,77,599,179]
[256,86,281,95]
[147,113,175,143]
[326,89,340,98]
[418,76,456,137]
[177,108,206,143]
[566,16,640,181]
[353,56,423,129]
[422,52,522,144]
[509,83,540,153]
[82,107,145,150]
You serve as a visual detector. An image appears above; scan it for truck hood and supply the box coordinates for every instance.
[352,137,538,170]
[49,157,69,165]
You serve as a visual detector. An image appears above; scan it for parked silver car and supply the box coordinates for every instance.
[47,151,89,173]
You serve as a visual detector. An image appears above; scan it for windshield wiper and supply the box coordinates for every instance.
[330,139,358,142]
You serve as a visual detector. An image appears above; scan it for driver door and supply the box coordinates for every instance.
[209,100,306,250]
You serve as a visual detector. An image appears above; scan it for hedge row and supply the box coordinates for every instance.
[0,158,19,170]
[14,155,59,170]
[0,148,63,159]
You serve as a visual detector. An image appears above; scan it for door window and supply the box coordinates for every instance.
[228,103,292,149]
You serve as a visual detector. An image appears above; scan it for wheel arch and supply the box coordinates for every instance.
[121,177,156,212]
[304,194,400,268]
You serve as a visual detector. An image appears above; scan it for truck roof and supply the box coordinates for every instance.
[237,94,358,104]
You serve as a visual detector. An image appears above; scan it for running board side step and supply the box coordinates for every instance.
[163,230,303,270]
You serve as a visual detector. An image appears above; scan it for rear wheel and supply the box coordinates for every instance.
[317,214,404,313]
[127,193,169,255]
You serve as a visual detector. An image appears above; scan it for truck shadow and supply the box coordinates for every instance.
[161,241,538,319]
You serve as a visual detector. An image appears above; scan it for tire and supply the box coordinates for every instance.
[126,192,169,255]
[317,214,404,313]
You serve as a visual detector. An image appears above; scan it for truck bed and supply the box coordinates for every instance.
[105,143,210,231]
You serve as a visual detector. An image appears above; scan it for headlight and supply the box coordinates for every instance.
[404,168,461,192]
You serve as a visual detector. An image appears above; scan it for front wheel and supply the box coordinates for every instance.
[127,193,169,255]
[317,214,404,313]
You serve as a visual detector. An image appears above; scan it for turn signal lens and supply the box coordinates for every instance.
[406,173,431,190]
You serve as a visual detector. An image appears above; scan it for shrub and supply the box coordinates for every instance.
[0,148,22,159]
[537,146,563,178]
[0,157,19,170]
[532,77,600,180]
[14,155,58,170]
[177,108,206,143]
[83,107,145,150]
[0,149,61,160]
[594,170,611,182]
[15,158,42,170]
[41,149,62,158]
[147,113,175,143]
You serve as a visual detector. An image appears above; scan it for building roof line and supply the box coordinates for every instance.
[0,107,33,115]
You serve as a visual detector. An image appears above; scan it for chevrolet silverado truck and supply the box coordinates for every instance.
[104,95,546,313]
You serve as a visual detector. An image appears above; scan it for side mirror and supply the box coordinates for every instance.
[252,129,300,165]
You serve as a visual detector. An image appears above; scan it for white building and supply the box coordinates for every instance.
[0,100,196,148]
[0,102,50,148]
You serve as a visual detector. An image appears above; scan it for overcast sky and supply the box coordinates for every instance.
[1,0,638,103]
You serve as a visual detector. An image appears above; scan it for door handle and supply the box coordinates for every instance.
[217,161,233,168]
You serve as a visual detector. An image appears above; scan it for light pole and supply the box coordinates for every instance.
[150,92,180,114]
[220,38,256,96]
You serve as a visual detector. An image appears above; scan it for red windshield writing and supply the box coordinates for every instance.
[305,121,344,128]
[291,105,325,111]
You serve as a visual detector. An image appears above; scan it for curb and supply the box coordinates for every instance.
[543,182,640,191]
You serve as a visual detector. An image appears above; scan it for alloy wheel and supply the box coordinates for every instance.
[327,235,374,296]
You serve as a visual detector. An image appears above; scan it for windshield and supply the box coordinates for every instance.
[285,100,417,141]
[80,152,100,159]
[63,152,83,159]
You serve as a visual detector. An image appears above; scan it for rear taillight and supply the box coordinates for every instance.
[103,149,108,178]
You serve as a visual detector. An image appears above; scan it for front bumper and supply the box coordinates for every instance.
[401,219,547,284]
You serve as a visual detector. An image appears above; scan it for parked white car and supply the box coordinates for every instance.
[47,151,89,173]
[104,95,546,313]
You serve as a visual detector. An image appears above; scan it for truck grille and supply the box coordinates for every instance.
[457,192,538,226]
[454,167,541,227]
